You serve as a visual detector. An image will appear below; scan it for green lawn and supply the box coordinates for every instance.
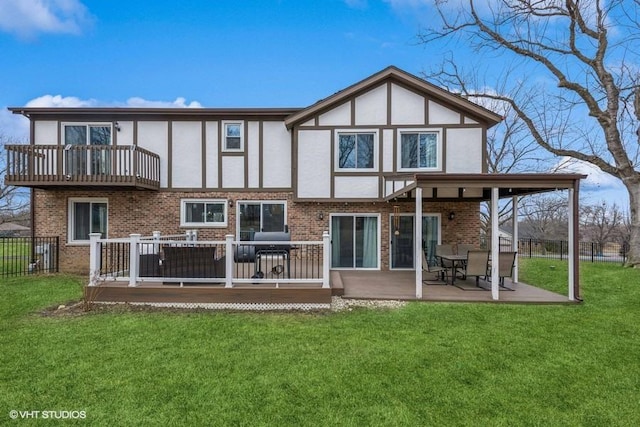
[1,262,639,426]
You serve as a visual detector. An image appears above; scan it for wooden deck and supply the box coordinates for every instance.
[333,271,574,304]
[85,270,573,307]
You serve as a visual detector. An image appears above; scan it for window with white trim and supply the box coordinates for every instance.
[237,201,287,240]
[336,131,377,170]
[68,198,108,243]
[223,121,243,151]
[180,199,228,227]
[398,130,441,171]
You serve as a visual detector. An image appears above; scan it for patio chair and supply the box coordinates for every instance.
[460,250,490,288]
[456,244,476,257]
[488,251,517,289]
[435,244,455,270]
[422,250,447,283]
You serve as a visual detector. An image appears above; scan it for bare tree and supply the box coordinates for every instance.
[1,134,30,222]
[580,201,625,248]
[419,0,640,266]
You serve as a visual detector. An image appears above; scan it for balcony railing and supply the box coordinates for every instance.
[5,144,160,189]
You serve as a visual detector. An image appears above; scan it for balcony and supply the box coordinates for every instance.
[4,145,160,190]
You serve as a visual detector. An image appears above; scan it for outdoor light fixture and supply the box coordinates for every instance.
[317,212,324,221]
[115,121,121,132]
[228,200,234,208]
[448,212,456,221]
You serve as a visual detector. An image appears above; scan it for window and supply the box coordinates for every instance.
[63,123,112,175]
[223,121,243,151]
[336,131,376,170]
[398,130,440,171]
[180,199,227,227]
[237,201,286,240]
[331,214,379,269]
[68,198,108,243]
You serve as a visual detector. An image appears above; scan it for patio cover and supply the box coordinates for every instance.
[384,173,586,302]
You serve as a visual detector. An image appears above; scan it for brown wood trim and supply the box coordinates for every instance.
[201,120,207,188]
[292,126,298,199]
[330,129,335,198]
[387,81,392,126]
[350,98,356,126]
[133,120,138,147]
[167,120,172,188]
[259,121,264,188]
[244,121,249,188]
[217,121,223,188]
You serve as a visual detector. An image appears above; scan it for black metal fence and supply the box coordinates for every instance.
[0,236,59,277]
[480,237,628,265]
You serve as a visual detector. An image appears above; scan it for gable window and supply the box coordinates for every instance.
[180,199,227,227]
[223,121,243,151]
[398,130,441,171]
[237,201,286,240]
[63,123,112,175]
[68,198,108,243]
[336,131,376,170]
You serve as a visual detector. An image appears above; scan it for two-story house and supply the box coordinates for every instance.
[6,66,584,303]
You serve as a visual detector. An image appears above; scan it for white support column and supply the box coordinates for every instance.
[129,233,141,287]
[88,233,102,286]
[568,189,576,301]
[225,234,234,288]
[512,195,519,283]
[322,231,330,289]
[152,230,161,255]
[415,186,423,299]
[491,188,500,300]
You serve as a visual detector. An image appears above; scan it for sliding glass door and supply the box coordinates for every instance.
[390,214,441,269]
[331,215,379,269]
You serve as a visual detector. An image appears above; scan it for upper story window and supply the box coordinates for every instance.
[223,121,244,151]
[336,131,377,171]
[180,199,228,227]
[64,124,112,146]
[398,129,441,171]
[63,123,113,176]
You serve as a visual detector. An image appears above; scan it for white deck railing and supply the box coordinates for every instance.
[88,231,330,289]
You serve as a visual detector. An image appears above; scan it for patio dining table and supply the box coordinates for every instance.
[436,254,468,285]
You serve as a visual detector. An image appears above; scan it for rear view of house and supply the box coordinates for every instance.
[5,66,583,304]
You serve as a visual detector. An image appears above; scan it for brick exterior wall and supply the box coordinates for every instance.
[34,189,480,273]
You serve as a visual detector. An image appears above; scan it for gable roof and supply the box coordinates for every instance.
[284,65,503,129]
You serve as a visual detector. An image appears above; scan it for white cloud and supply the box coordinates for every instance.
[25,94,97,108]
[125,97,202,108]
[0,108,29,141]
[553,156,622,189]
[0,0,92,39]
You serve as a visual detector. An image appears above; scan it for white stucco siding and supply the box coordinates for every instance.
[446,128,483,173]
[334,176,379,198]
[138,121,169,188]
[262,121,291,188]
[116,121,133,145]
[391,84,425,125]
[382,129,394,172]
[318,101,351,126]
[429,100,461,124]
[222,156,245,188]
[34,121,57,145]
[355,84,387,125]
[297,130,331,198]
[205,121,219,188]
[172,122,202,188]
[247,121,260,188]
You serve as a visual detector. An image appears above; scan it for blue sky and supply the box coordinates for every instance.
[0,0,630,208]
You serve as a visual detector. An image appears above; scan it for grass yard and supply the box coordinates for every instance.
[1,261,639,426]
